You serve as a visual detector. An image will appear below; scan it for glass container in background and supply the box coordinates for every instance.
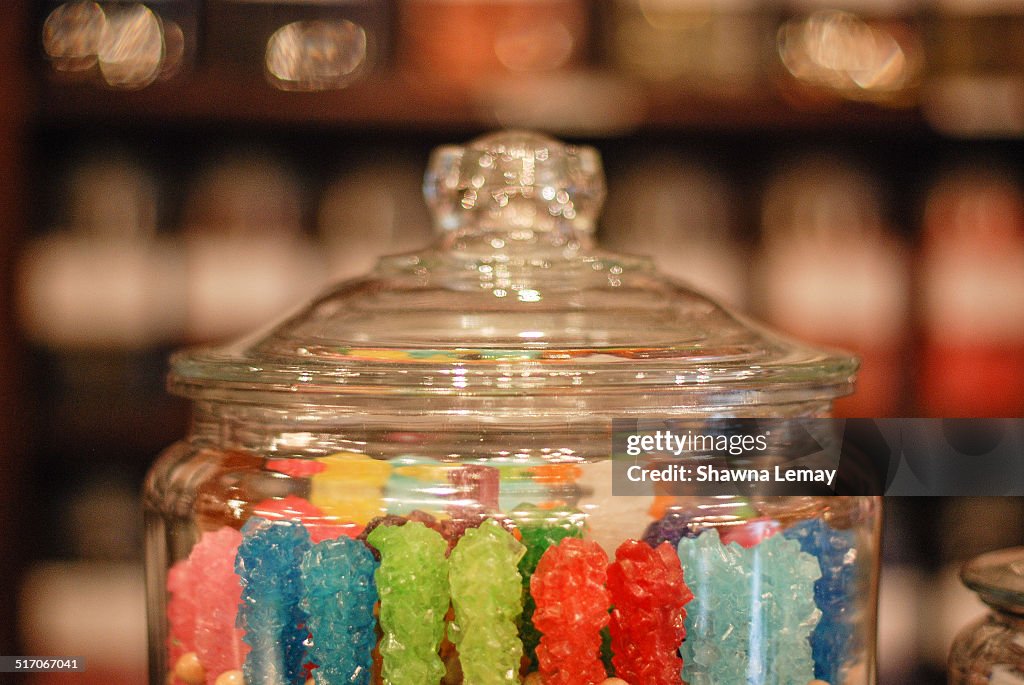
[18,152,184,349]
[601,154,748,309]
[397,0,588,84]
[950,547,1024,684]
[601,0,774,93]
[757,154,910,417]
[205,0,389,90]
[923,0,1024,136]
[318,154,433,282]
[146,131,880,685]
[775,0,924,107]
[181,151,327,342]
[41,0,197,88]
[919,166,1024,417]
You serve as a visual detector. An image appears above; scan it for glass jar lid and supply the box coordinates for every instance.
[962,547,1024,614]
[169,131,857,411]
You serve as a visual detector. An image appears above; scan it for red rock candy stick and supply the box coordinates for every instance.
[531,538,611,685]
[608,540,692,685]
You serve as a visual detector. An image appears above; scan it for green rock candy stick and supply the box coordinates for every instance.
[449,520,526,684]
[367,521,450,685]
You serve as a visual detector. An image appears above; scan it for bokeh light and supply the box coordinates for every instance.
[97,3,165,89]
[265,20,368,91]
[43,1,106,72]
[778,10,920,100]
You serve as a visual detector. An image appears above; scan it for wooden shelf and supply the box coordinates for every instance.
[38,67,926,136]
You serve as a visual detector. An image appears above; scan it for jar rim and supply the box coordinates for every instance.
[962,547,1024,613]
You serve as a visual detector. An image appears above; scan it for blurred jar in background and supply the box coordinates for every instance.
[601,155,747,309]
[950,547,1024,685]
[757,154,910,417]
[205,0,389,90]
[923,0,1024,136]
[41,0,196,89]
[319,155,433,282]
[398,0,588,84]
[182,152,327,342]
[18,152,185,349]
[919,166,1024,417]
[776,0,924,107]
[601,0,773,93]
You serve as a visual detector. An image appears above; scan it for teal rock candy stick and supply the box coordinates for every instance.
[367,521,450,685]
[677,528,821,685]
[448,519,526,684]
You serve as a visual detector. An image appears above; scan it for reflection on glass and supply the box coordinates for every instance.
[778,10,920,100]
[97,3,165,89]
[43,1,106,71]
[265,19,368,91]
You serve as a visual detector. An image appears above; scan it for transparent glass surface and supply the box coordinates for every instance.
[145,131,878,685]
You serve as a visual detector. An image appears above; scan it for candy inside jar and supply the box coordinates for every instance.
[146,131,878,685]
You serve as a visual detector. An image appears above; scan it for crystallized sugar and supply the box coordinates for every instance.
[784,518,859,684]
[608,540,692,685]
[531,538,610,685]
[191,527,248,684]
[513,506,585,672]
[449,519,526,684]
[236,517,311,685]
[300,536,379,685]
[367,521,450,685]
[677,528,821,685]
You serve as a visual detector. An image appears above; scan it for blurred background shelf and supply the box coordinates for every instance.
[38,69,927,134]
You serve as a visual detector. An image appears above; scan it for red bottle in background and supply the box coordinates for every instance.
[757,154,911,417]
[919,166,1024,417]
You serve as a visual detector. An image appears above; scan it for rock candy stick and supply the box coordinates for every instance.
[449,519,526,684]
[236,517,312,685]
[608,540,692,685]
[192,527,249,684]
[514,508,584,672]
[301,536,379,685]
[367,521,450,685]
[531,538,610,685]
[677,528,821,685]
[784,518,859,684]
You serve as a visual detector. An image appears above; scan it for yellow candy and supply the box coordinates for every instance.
[394,463,456,481]
[310,452,392,524]
[173,652,205,685]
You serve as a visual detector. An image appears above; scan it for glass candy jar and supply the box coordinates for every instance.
[145,131,881,685]
[951,548,1024,684]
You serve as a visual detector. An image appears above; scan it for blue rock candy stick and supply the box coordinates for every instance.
[300,537,379,685]
[677,528,821,685]
[367,521,450,685]
[784,518,859,684]
[236,517,312,685]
